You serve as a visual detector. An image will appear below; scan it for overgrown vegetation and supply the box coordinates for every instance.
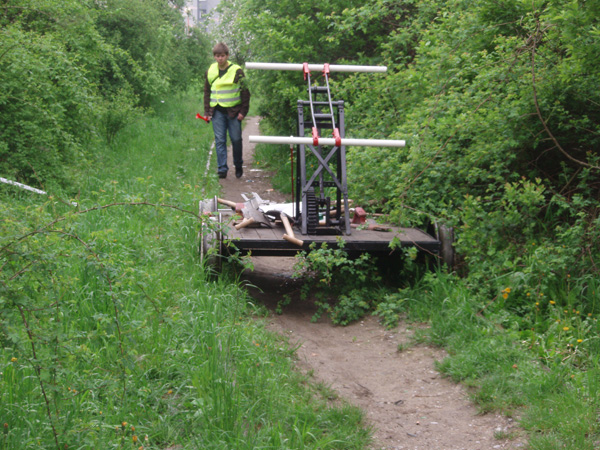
[0,94,371,449]
[216,0,600,447]
[291,240,384,325]
[4,0,600,448]
[0,0,211,186]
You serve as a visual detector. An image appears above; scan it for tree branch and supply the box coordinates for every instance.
[17,304,61,450]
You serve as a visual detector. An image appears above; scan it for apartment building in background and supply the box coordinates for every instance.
[183,0,221,32]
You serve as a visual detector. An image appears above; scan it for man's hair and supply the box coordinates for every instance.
[212,42,229,55]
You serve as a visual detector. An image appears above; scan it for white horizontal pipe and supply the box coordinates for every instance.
[1,177,78,206]
[249,135,405,148]
[1,177,47,195]
[245,62,387,73]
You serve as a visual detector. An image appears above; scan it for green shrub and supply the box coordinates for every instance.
[291,240,384,324]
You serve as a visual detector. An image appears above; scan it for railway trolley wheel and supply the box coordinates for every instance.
[199,196,223,273]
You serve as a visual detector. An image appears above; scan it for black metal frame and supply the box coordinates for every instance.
[295,72,351,236]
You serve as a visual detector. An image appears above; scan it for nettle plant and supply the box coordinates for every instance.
[291,239,385,325]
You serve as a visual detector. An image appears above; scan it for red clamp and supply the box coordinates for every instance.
[332,128,342,147]
[322,63,330,76]
[312,127,320,146]
[303,62,310,81]
[352,207,367,225]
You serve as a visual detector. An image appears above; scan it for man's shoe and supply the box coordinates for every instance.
[218,172,227,179]
[235,167,243,178]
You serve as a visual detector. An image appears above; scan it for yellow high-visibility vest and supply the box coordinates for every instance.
[208,62,242,108]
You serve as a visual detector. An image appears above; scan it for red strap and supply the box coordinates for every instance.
[333,128,341,147]
[303,62,310,81]
[312,127,320,146]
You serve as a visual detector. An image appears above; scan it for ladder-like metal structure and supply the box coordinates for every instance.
[246,62,405,236]
[298,66,348,235]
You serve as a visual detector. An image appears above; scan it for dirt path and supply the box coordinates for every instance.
[217,118,524,450]
[216,116,288,205]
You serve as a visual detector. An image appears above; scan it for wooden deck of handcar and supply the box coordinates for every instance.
[219,211,440,257]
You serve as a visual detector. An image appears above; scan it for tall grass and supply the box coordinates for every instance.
[0,91,370,450]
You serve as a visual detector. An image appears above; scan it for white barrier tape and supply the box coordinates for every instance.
[245,62,387,73]
[249,135,405,148]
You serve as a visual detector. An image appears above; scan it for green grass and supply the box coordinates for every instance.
[388,270,600,449]
[0,91,370,450]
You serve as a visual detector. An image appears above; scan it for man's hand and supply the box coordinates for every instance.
[237,113,245,121]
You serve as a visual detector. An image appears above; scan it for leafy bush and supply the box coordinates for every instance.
[0,25,98,185]
[291,240,385,324]
[374,291,409,329]
[0,0,211,187]
[100,87,144,144]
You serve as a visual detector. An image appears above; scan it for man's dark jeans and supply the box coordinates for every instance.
[212,109,243,175]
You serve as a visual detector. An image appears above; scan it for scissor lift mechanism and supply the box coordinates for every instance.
[246,62,405,236]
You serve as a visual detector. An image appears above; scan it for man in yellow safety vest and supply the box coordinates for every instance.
[203,42,250,179]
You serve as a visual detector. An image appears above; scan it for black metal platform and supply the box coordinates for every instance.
[219,211,440,257]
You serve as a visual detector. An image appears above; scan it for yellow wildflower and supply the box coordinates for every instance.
[563,327,570,331]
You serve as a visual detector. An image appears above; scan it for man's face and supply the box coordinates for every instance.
[214,53,228,69]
